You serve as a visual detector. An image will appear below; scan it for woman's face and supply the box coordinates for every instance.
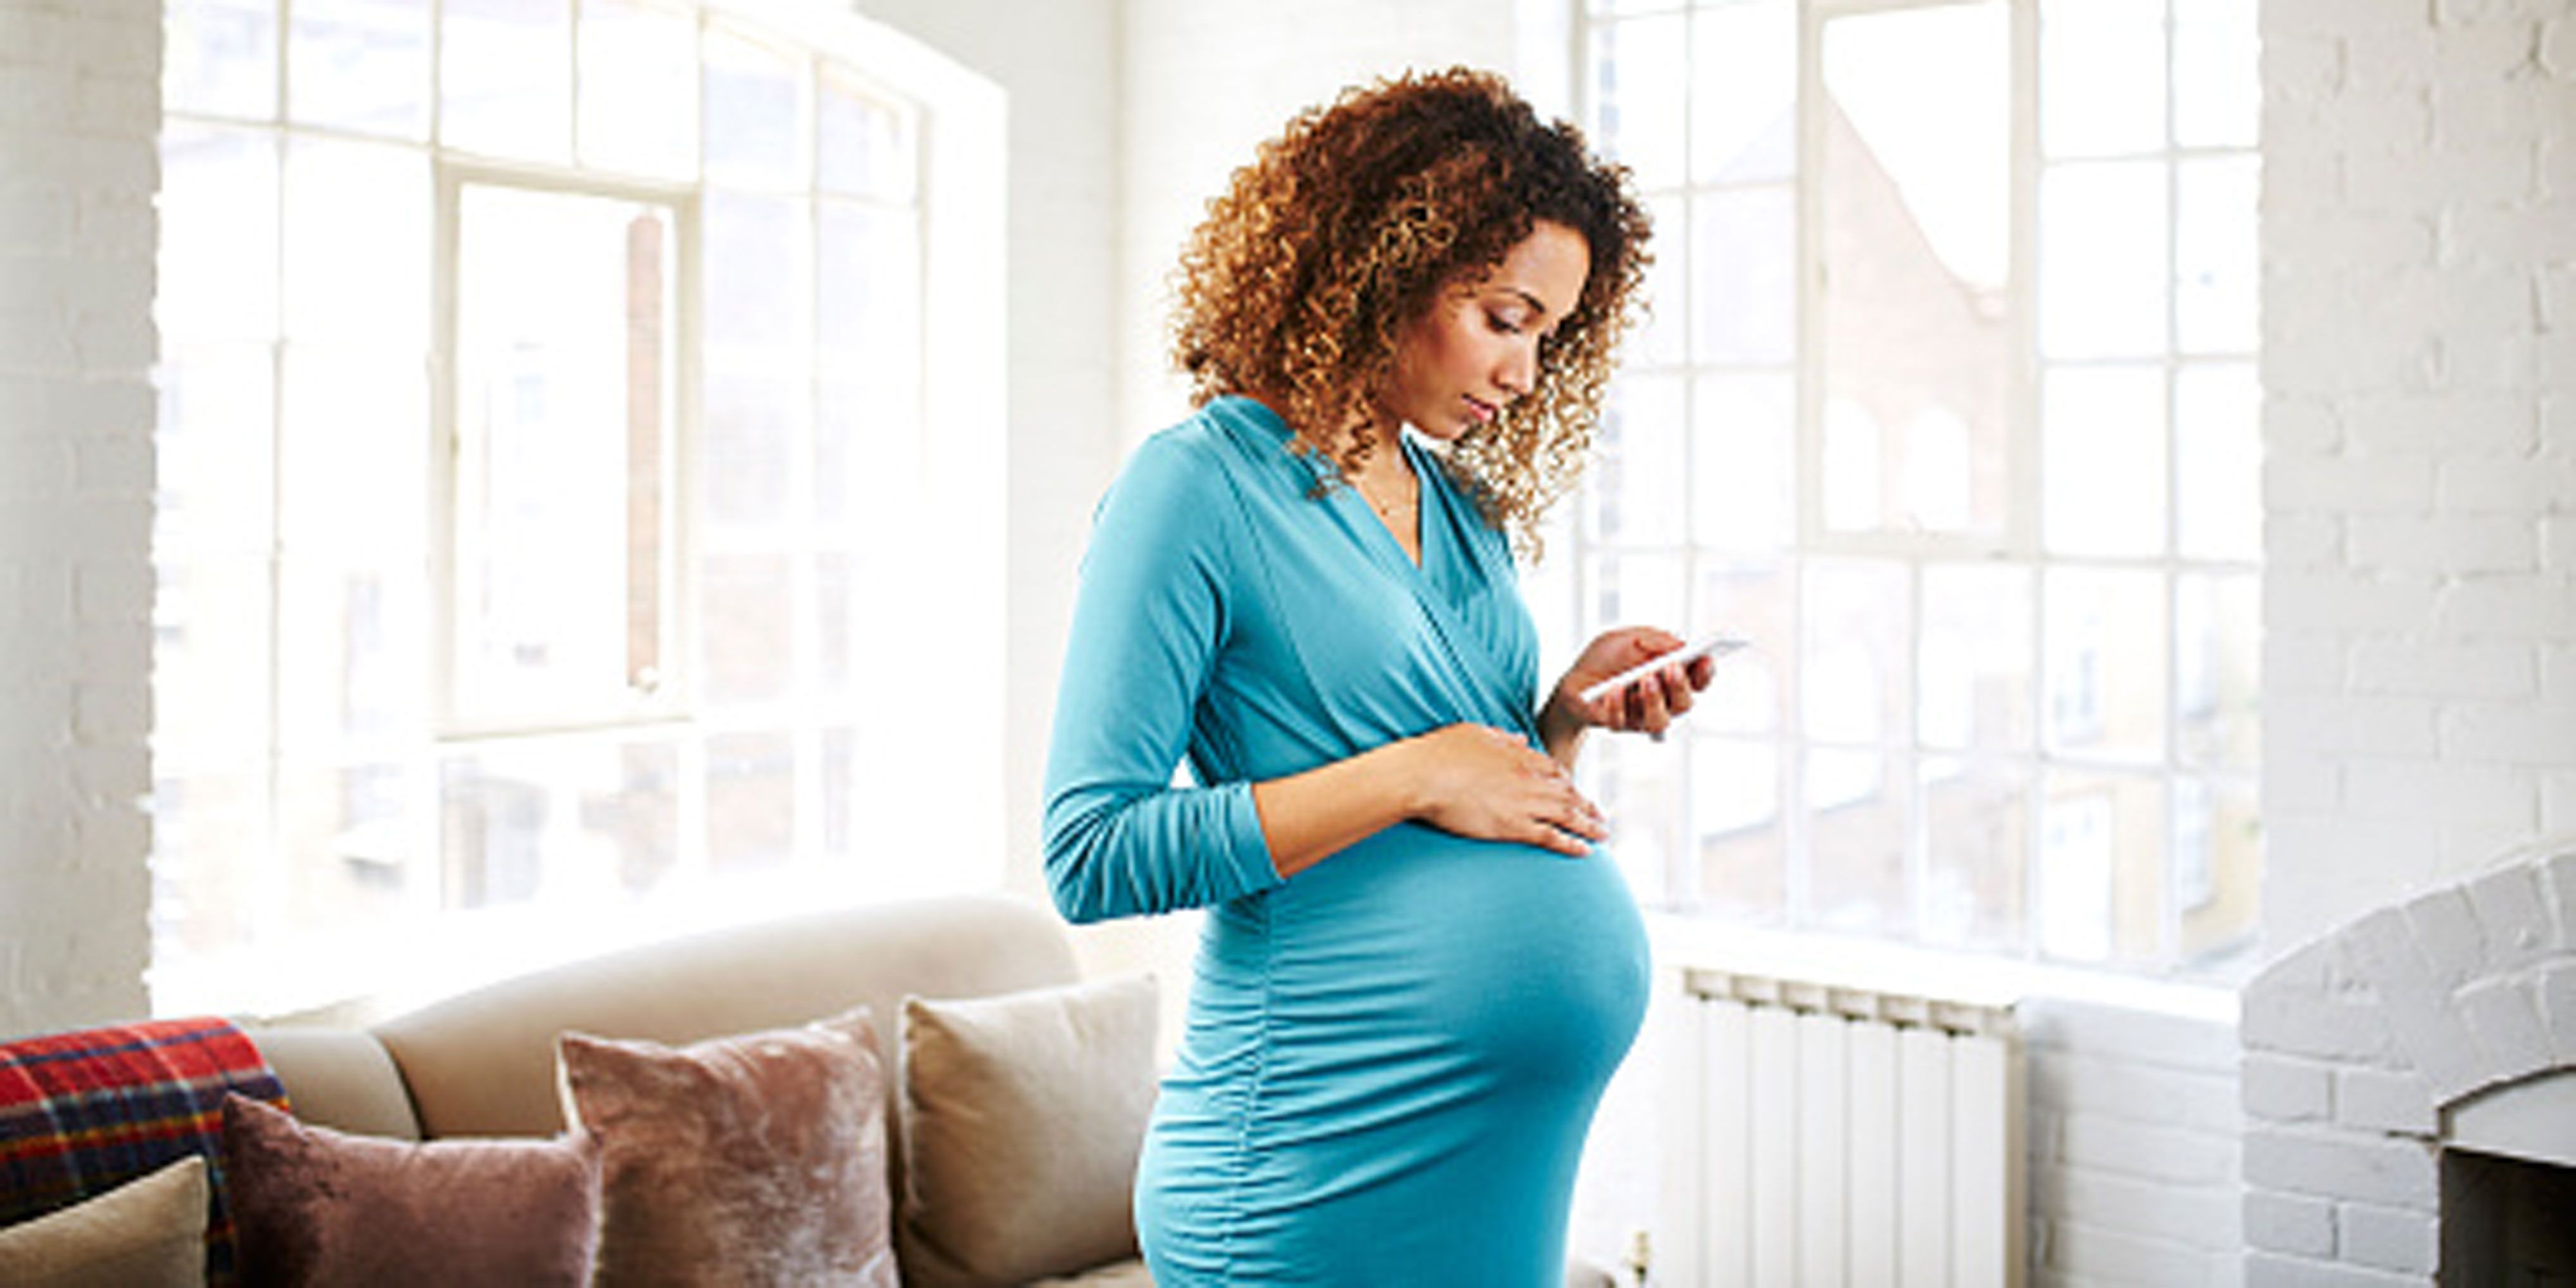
[1379,219,1591,444]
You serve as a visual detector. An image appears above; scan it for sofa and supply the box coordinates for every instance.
[2,893,1158,1287]
[5,891,1625,1287]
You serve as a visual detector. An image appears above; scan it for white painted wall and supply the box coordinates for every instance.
[2260,0,2576,957]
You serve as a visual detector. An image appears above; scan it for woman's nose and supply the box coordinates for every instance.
[1498,341,1537,397]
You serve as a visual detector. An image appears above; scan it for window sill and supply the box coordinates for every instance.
[1642,911,2243,1028]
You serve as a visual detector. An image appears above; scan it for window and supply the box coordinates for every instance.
[153,0,999,1016]
[1557,0,2259,971]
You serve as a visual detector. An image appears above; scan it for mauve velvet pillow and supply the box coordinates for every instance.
[218,1094,600,1288]
[556,1009,897,1288]
[897,974,1159,1288]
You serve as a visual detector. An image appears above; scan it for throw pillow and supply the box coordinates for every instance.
[556,1009,896,1288]
[0,1155,207,1288]
[220,1094,600,1288]
[897,974,1159,1288]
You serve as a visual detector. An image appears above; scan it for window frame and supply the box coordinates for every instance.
[1565,0,2262,973]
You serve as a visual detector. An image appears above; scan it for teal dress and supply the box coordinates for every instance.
[1044,396,1650,1287]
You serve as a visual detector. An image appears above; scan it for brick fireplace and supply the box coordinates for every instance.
[2240,839,2576,1283]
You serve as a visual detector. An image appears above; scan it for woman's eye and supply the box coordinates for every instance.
[1488,312,1524,335]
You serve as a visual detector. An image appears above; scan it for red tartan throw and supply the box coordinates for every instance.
[0,1016,290,1287]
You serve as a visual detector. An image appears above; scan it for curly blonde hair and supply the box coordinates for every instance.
[1170,68,1651,556]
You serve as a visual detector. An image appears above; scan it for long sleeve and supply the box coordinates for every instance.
[1043,433,1282,924]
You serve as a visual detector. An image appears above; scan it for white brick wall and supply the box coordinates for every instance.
[2262,0,2576,955]
[0,0,159,1036]
[2242,838,2576,1285]
[2023,998,2246,1288]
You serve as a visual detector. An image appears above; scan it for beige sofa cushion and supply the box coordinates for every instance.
[0,1156,207,1288]
[896,974,1158,1288]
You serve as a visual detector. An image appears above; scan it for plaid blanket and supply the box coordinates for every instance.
[0,1016,289,1286]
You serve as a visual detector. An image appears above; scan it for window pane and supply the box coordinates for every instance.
[278,759,424,930]
[453,187,674,722]
[2175,361,2260,562]
[816,202,918,381]
[1588,733,1684,905]
[2174,0,2259,149]
[814,553,853,694]
[2177,155,2259,354]
[155,343,276,556]
[2040,770,2167,963]
[1633,194,1689,367]
[2039,0,2164,158]
[1693,739,1784,923]
[1585,552,1685,643]
[2042,365,2167,558]
[1586,375,1686,547]
[1693,187,1795,365]
[1920,755,2027,951]
[2175,571,2259,770]
[1691,2,1795,185]
[279,345,426,558]
[705,191,811,361]
[1804,747,1908,935]
[1801,558,1909,746]
[1819,3,2012,540]
[287,0,430,139]
[154,560,275,762]
[704,24,807,190]
[820,726,859,862]
[442,0,574,162]
[1693,372,1793,552]
[1592,14,1686,190]
[2174,773,2259,958]
[283,137,428,348]
[167,0,279,119]
[699,554,793,706]
[159,126,279,342]
[279,562,430,749]
[577,0,699,178]
[705,731,796,871]
[1693,559,1790,735]
[1920,562,2033,752]
[442,740,664,907]
[819,69,914,200]
[703,372,800,531]
[151,769,272,955]
[2040,161,2168,359]
[2043,567,2167,763]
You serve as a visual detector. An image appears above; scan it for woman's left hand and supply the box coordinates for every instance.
[1552,627,1718,739]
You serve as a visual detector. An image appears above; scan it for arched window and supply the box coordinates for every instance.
[153,0,1003,1016]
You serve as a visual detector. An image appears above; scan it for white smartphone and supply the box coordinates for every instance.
[1577,632,1748,705]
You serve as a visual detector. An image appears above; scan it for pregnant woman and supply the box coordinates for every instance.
[1044,68,1714,1287]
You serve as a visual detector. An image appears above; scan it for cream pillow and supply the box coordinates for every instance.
[897,974,1158,1288]
[0,1155,207,1288]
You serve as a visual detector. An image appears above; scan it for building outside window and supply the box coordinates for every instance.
[152,0,994,1016]
[1550,0,2260,972]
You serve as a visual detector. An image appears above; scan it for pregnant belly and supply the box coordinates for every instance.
[1258,824,1651,1093]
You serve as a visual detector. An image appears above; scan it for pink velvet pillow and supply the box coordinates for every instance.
[218,1094,600,1288]
[557,1010,896,1288]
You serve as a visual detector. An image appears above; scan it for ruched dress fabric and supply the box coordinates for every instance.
[1044,397,1651,1287]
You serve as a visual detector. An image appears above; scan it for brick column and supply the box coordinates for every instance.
[0,0,162,1033]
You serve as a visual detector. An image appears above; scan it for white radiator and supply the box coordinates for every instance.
[1658,967,2023,1288]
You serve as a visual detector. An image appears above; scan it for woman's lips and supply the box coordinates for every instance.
[1463,395,1497,424]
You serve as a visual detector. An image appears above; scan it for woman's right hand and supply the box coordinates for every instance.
[1401,724,1607,857]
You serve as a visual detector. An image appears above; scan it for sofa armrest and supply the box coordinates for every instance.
[245,1027,422,1140]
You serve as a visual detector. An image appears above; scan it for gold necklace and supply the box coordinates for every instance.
[1353,468,1418,520]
